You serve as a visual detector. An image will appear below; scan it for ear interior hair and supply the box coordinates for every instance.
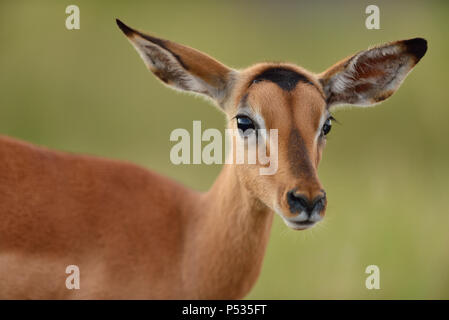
[116,19,236,105]
[319,38,427,108]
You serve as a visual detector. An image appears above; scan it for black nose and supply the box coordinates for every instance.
[287,190,326,215]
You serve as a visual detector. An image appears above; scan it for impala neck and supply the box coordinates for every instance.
[182,163,274,299]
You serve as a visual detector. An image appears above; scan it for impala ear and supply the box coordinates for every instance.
[116,19,237,105]
[318,38,427,109]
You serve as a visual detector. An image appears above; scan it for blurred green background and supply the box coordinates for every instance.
[1,0,448,299]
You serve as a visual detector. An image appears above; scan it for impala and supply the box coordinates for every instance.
[0,19,427,299]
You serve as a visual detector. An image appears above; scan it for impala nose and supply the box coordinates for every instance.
[286,190,326,216]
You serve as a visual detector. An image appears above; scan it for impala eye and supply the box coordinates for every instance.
[236,115,256,136]
[322,117,332,136]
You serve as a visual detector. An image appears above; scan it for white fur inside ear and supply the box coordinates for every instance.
[131,36,210,94]
[325,43,415,108]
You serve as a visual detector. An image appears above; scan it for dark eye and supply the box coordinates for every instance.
[322,118,332,136]
[236,115,256,135]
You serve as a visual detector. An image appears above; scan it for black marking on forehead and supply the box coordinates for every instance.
[251,67,316,92]
[288,129,315,178]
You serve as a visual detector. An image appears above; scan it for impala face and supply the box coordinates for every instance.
[117,19,427,230]
[228,65,329,230]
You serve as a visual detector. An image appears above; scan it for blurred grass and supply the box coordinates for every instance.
[0,0,448,299]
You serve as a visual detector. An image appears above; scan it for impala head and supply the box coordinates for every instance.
[117,19,427,230]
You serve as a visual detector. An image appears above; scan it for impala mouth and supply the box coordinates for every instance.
[283,218,317,230]
[273,205,322,230]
